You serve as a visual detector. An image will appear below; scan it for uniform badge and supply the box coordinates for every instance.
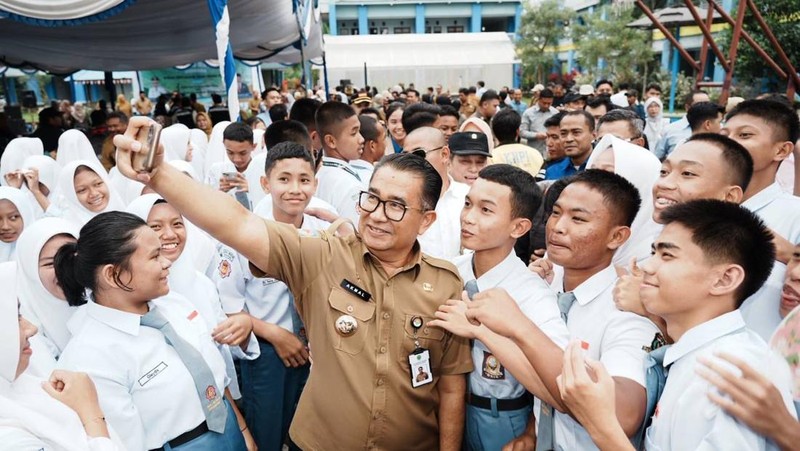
[422,282,433,292]
[409,348,433,388]
[482,351,505,380]
[205,385,217,401]
[642,332,668,353]
[335,315,358,336]
[218,259,232,279]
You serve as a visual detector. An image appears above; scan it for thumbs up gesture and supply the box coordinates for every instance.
[613,257,647,316]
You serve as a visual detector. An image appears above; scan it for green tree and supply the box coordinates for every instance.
[516,0,575,86]
[570,4,654,86]
[719,0,799,91]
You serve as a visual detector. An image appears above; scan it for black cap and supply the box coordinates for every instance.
[563,92,585,104]
[449,132,491,157]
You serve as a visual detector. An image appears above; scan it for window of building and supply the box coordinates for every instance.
[433,26,442,33]
[446,25,464,33]
[394,26,411,34]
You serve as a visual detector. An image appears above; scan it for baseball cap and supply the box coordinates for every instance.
[449,132,491,157]
[578,84,595,96]
[353,95,372,105]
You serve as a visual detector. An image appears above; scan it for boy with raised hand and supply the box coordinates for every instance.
[213,142,329,451]
[434,164,569,450]
[314,101,365,224]
[722,99,800,339]
[558,200,796,451]
[452,170,661,450]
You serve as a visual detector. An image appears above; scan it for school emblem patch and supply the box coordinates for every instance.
[218,259,232,279]
[205,385,217,401]
[482,351,505,380]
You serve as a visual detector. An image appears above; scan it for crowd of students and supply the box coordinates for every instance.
[0,78,798,451]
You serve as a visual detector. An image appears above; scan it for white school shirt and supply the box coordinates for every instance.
[315,156,365,224]
[551,265,660,451]
[205,157,265,209]
[645,311,795,450]
[349,159,375,183]
[418,177,469,260]
[741,182,800,340]
[57,299,228,451]
[454,250,569,399]
[214,212,329,330]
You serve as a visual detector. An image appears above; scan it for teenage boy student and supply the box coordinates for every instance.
[206,122,262,209]
[439,165,569,450]
[314,101,366,224]
[214,142,330,450]
[556,200,796,451]
[349,115,387,182]
[446,170,661,450]
[723,99,800,339]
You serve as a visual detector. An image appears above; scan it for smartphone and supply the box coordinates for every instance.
[222,172,239,181]
[132,121,163,173]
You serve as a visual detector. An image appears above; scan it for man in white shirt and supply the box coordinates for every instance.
[313,102,366,224]
[431,165,569,450]
[402,126,468,259]
[721,99,800,340]
[466,170,660,450]
[205,123,263,210]
[350,115,386,183]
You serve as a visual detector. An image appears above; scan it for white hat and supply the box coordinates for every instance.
[578,84,595,96]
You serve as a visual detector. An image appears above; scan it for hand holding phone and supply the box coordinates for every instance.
[132,121,163,173]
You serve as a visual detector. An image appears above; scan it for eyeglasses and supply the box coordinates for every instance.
[410,145,445,159]
[358,191,425,222]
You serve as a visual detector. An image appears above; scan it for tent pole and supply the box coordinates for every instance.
[323,52,330,101]
[104,71,117,107]
[364,62,367,88]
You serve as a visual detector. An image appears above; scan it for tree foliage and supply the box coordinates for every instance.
[570,5,654,85]
[516,0,575,86]
[719,0,800,91]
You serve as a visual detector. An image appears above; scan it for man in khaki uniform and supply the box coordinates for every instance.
[113,118,472,451]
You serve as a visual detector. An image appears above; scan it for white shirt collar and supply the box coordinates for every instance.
[473,250,520,289]
[741,182,782,213]
[86,300,143,336]
[664,310,746,367]
[444,175,469,199]
[570,265,617,306]
[349,159,373,169]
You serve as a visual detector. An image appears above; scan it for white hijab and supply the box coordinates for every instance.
[204,120,231,177]
[0,262,97,451]
[169,160,201,182]
[0,187,36,263]
[252,128,266,155]
[188,128,208,178]
[22,155,60,196]
[52,160,124,227]
[16,218,80,358]
[586,135,663,265]
[1,138,43,186]
[643,97,666,150]
[161,124,192,162]
[55,130,99,168]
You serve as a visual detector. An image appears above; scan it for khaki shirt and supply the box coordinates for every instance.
[254,220,473,450]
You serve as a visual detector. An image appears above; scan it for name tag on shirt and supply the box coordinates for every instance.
[341,279,371,302]
[138,362,168,386]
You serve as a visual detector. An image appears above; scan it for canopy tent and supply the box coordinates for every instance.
[0,0,322,74]
[320,32,518,92]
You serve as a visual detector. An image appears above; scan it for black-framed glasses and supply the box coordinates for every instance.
[358,191,425,222]
[411,145,445,159]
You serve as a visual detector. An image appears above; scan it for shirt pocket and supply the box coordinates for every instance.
[327,287,376,355]
[400,314,446,367]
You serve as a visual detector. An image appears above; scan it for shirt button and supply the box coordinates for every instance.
[380,346,387,353]
[377,378,385,386]
[423,328,430,335]
[346,305,354,313]
[383,312,390,320]
[387,281,392,287]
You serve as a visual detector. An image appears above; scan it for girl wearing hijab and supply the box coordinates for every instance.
[161,124,194,163]
[643,97,669,153]
[16,218,80,369]
[56,130,100,168]
[195,112,213,139]
[586,134,663,266]
[459,117,496,152]
[115,94,132,118]
[54,212,248,451]
[52,160,124,226]
[0,187,36,263]
[0,262,122,450]
[203,121,232,177]
[1,137,43,187]
[21,155,61,215]
[189,128,209,178]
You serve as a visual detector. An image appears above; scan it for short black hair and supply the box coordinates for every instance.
[289,98,322,131]
[684,133,753,191]
[659,199,775,306]
[358,107,382,119]
[646,83,662,94]
[586,95,617,113]
[315,101,356,139]
[402,103,440,134]
[107,111,128,124]
[405,88,420,98]
[539,89,554,99]
[358,115,381,142]
[726,98,800,144]
[544,176,573,216]
[211,93,222,104]
[438,105,459,121]
[223,122,254,144]
[561,110,596,132]
[568,169,641,227]
[477,81,485,88]
[687,101,724,132]
[596,79,614,89]
[436,95,452,106]
[269,103,289,123]
[478,164,542,222]
[262,86,279,99]
[480,90,500,104]
[491,108,521,144]
[265,119,311,150]
[544,111,565,128]
[374,153,442,211]
[264,141,315,176]
[596,109,644,139]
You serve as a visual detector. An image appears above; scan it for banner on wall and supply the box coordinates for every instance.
[139,60,257,105]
